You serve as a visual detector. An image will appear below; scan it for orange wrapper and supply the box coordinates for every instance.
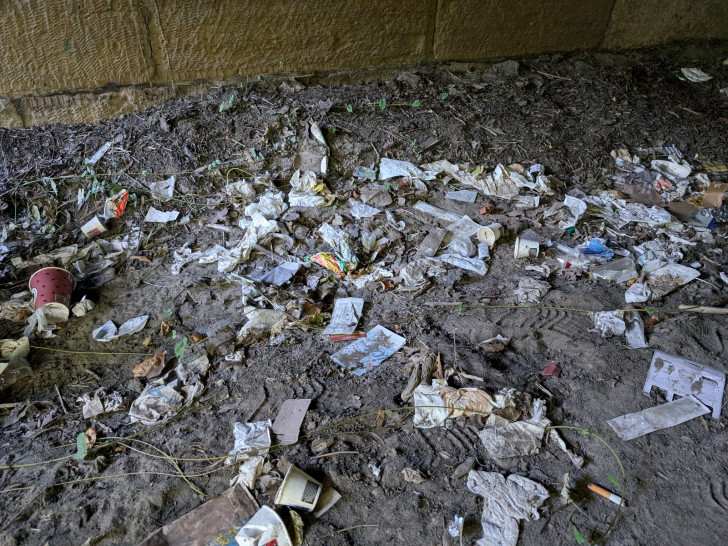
[310,252,346,276]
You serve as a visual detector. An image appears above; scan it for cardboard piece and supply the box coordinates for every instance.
[272,399,311,445]
[703,182,728,208]
[138,484,258,546]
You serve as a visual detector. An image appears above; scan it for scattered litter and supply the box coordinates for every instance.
[140,484,259,546]
[607,396,710,440]
[643,350,725,418]
[645,263,700,299]
[133,350,167,379]
[272,399,311,445]
[323,297,364,335]
[346,266,394,289]
[514,278,550,304]
[413,379,515,428]
[92,315,149,342]
[80,216,108,238]
[513,233,540,259]
[477,335,510,353]
[77,388,125,419]
[680,67,712,82]
[446,189,478,203]
[144,207,179,223]
[274,464,322,511]
[330,325,406,375]
[418,228,447,257]
[624,311,649,349]
[590,310,625,338]
[379,157,430,180]
[310,252,346,276]
[252,261,301,286]
[227,420,271,465]
[412,201,463,223]
[288,170,327,207]
[402,468,427,484]
[349,200,381,219]
[319,223,358,269]
[467,470,549,546]
[542,361,560,376]
[625,282,651,303]
[71,296,95,317]
[448,515,464,538]
[128,353,209,425]
[438,253,488,275]
[86,141,112,165]
[589,483,626,507]
[477,223,504,245]
[237,309,289,345]
[149,176,175,200]
[235,505,293,546]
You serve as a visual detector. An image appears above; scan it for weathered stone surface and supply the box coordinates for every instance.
[0,0,153,94]
[147,0,436,82]
[434,0,615,60]
[602,0,728,49]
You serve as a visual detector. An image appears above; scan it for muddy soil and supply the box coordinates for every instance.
[1,43,728,545]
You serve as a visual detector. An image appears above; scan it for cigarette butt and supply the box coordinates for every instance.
[588,483,626,506]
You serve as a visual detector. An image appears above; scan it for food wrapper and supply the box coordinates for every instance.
[310,252,346,276]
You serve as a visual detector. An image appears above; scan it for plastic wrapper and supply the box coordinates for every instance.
[244,190,287,219]
[438,254,488,275]
[129,354,210,426]
[645,263,700,299]
[624,311,648,349]
[514,278,550,304]
[143,207,179,223]
[591,257,637,283]
[412,201,463,223]
[288,170,327,207]
[323,297,364,335]
[589,310,625,337]
[318,223,358,269]
[226,420,272,464]
[448,235,476,258]
[379,157,431,180]
[149,176,175,200]
[236,310,289,345]
[346,266,394,289]
[413,379,515,428]
[77,388,126,419]
[309,252,346,276]
[349,199,380,219]
[446,189,478,203]
[651,158,692,180]
[400,258,447,286]
[467,471,549,546]
[624,282,651,303]
[330,325,405,376]
[235,506,293,546]
[252,262,301,286]
[92,315,148,342]
[607,396,709,441]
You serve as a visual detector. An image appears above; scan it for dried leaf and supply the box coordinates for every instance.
[190,332,205,342]
[160,319,174,336]
[133,350,167,378]
[433,352,444,379]
[85,428,97,449]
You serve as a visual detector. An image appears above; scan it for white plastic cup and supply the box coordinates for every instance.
[274,465,322,511]
[477,223,504,245]
[81,216,108,238]
[513,236,540,259]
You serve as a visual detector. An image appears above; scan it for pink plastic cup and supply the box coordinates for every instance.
[28,267,75,310]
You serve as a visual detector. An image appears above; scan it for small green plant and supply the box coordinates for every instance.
[411,99,421,107]
[161,308,173,319]
[346,104,353,113]
[573,526,586,544]
[175,336,188,361]
[219,94,235,113]
[378,98,387,111]
[72,432,88,460]
[440,92,449,100]
[327,126,336,135]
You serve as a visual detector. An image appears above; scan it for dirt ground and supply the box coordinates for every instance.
[1,42,728,545]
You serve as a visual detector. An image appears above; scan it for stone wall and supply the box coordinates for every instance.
[1,0,726,127]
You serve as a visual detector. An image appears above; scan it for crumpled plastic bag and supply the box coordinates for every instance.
[129,354,210,426]
[92,315,149,342]
[77,388,126,419]
[645,263,700,300]
[236,309,289,345]
[467,470,549,546]
[590,310,626,337]
[413,379,515,428]
[514,278,550,304]
[288,170,328,207]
